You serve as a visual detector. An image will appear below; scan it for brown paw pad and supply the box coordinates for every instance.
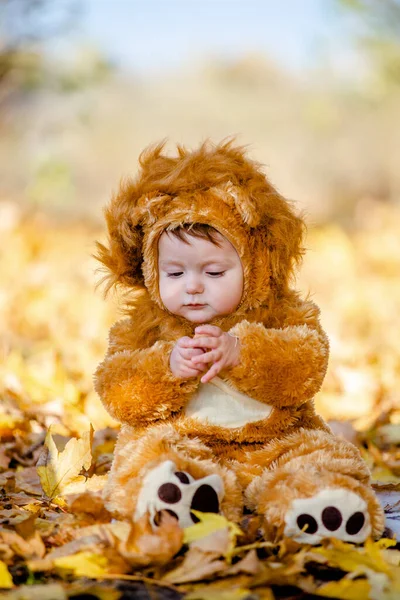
[158,482,182,504]
[175,471,190,484]
[345,511,365,535]
[297,513,318,534]
[296,509,366,536]
[190,484,219,523]
[322,506,343,531]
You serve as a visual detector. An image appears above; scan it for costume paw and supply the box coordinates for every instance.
[283,488,371,544]
[134,460,224,528]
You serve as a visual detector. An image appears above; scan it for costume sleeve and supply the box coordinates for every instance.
[94,318,199,427]
[223,299,329,408]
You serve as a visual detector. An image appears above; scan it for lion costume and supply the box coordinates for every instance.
[94,140,384,544]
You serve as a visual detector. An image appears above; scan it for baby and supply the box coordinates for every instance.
[95,140,384,544]
[159,224,243,384]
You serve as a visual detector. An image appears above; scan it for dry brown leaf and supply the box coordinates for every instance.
[15,465,43,495]
[115,512,183,567]
[0,528,45,560]
[224,549,264,576]
[0,583,67,600]
[0,447,10,471]
[163,547,226,584]
[191,527,231,557]
[67,490,112,522]
[46,534,104,560]
[185,587,255,600]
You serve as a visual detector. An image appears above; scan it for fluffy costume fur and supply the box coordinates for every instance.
[94,140,384,543]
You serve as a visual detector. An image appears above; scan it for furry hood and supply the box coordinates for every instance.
[96,140,305,313]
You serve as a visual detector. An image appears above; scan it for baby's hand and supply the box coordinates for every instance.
[189,325,241,384]
[169,337,206,379]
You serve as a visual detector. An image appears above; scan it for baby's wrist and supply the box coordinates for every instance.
[227,332,239,348]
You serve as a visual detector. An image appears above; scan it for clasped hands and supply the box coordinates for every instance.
[169,325,241,384]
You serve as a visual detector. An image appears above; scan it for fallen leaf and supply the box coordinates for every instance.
[36,425,93,499]
[0,447,10,471]
[225,549,264,576]
[14,466,43,495]
[0,560,13,589]
[67,490,111,522]
[163,547,226,584]
[54,551,109,578]
[316,578,371,599]
[311,539,388,575]
[184,511,243,557]
[375,424,400,446]
[115,512,183,567]
[185,588,255,600]
[0,583,68,600]
[191,527,231,557]
[0,528,45,560]
[46,534,103,560]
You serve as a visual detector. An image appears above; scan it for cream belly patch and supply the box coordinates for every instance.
[185,376,273,428]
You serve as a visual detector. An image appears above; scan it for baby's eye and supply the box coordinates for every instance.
[206,271,225,277]
[167,272,183,278]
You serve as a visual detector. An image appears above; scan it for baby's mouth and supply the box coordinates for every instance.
[185,304,206,309]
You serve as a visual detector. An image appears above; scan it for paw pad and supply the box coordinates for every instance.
[297,514,318,534]
[321,506,342,531]
[175,471,190,484]
[284,488,371,544]
[158,483,182,503]
[135,460,225,529]
[190,484,220,522]
[346,511,365,535]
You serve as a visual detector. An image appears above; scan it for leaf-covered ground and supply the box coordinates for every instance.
[1,200,400,599]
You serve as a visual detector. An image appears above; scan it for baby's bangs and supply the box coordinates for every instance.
[166,223,223,247]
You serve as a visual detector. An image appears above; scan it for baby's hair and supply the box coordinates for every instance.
[166,223,223,247]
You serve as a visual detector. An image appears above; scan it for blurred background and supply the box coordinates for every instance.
[1,0,399,447]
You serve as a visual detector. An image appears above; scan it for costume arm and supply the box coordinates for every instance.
[94,319,198,426]
[223,299,329,408]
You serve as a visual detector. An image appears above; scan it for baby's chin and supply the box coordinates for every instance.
[179,306,218,323]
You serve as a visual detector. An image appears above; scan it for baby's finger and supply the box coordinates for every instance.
[192,349,220,364]
[181,347,205,360]
[201,361,222,384]
[183,359,206,373]
[181,363,205,377]
[187,336,219,349]
[178,336,195,348]
[194,325,222,337]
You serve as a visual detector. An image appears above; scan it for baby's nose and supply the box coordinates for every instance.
[186,277,204,294]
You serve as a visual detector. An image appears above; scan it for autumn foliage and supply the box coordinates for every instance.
[0,200,400,598]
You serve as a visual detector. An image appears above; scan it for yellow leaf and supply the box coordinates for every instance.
[0,561,13,589]
[185,588,254,600]
[371,467,400,484]
[374,538,397,550]
[316,578,371,599]
[54,551,108,578]
[313,538,393,576]
[184,512,242,546]
[36,425,94,499]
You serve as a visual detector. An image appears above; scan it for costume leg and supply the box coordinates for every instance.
[103,423,242,527]
[241,428,384,544]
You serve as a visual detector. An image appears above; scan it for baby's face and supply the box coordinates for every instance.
[158,231,244,323]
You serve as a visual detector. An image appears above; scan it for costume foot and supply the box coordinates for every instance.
[283,488,371,544]
[135,460,224,528]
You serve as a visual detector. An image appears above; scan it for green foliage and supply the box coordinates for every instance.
[336,0,400,89]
